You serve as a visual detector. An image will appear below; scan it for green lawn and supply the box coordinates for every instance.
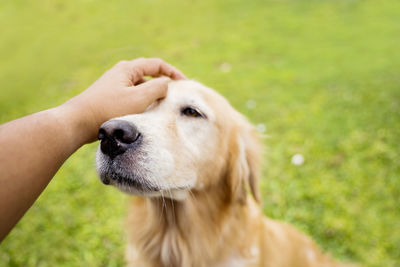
[1,0,399,266]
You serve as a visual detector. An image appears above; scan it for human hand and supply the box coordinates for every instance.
[61,58,186,143]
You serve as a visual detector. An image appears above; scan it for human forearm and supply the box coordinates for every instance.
[0,107,84,241]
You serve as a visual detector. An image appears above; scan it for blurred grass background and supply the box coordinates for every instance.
[1,0,399,266]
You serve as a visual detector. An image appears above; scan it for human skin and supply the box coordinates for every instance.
[0,58,186,241]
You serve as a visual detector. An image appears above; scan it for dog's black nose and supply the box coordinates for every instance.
[98,120,140,158]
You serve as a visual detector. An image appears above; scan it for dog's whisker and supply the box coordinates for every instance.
[167,188,176,226]
[186,185,198,203]
[154,179,166,224]
[160,190,166,224]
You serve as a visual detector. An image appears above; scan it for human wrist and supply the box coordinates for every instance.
[56,98,99,146]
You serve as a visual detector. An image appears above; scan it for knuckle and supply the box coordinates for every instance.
[150,57,163,64]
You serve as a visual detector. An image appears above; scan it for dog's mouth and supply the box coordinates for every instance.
[97,145,162,193]
[100,170,161,193]
[99,170,193,199]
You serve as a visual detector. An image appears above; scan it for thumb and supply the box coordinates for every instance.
[131,77,170,108]
[134,76,169,98]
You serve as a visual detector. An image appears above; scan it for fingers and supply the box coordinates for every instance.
[124,58,186,84]
[132,77,170,106]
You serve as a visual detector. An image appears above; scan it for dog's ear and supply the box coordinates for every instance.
[227,121,262,204]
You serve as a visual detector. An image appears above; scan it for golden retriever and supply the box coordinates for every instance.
[96,80,350,267]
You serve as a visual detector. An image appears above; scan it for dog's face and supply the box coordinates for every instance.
[96,80,260,201]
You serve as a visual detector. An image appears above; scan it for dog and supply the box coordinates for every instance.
[96,80,349,267]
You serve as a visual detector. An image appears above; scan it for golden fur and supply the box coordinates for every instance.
[97,80,352,267]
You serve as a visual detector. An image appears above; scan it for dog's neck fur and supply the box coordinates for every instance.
[127,182,257,267]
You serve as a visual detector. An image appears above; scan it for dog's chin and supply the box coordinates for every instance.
[99,171,191,200]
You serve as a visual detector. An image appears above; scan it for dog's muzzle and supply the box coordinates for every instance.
[98,120,141,159]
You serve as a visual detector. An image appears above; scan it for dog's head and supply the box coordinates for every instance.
[96,80,261,203]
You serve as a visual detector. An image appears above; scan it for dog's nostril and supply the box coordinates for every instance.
[113,128,139,144]
[114,129,124,141]
[98,128,106,140]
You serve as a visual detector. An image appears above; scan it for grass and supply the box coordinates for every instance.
[1,0,399,266]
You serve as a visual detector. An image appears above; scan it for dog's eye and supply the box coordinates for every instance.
[181,107,202,118]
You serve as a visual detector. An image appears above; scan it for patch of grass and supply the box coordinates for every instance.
[1,0,399,266]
